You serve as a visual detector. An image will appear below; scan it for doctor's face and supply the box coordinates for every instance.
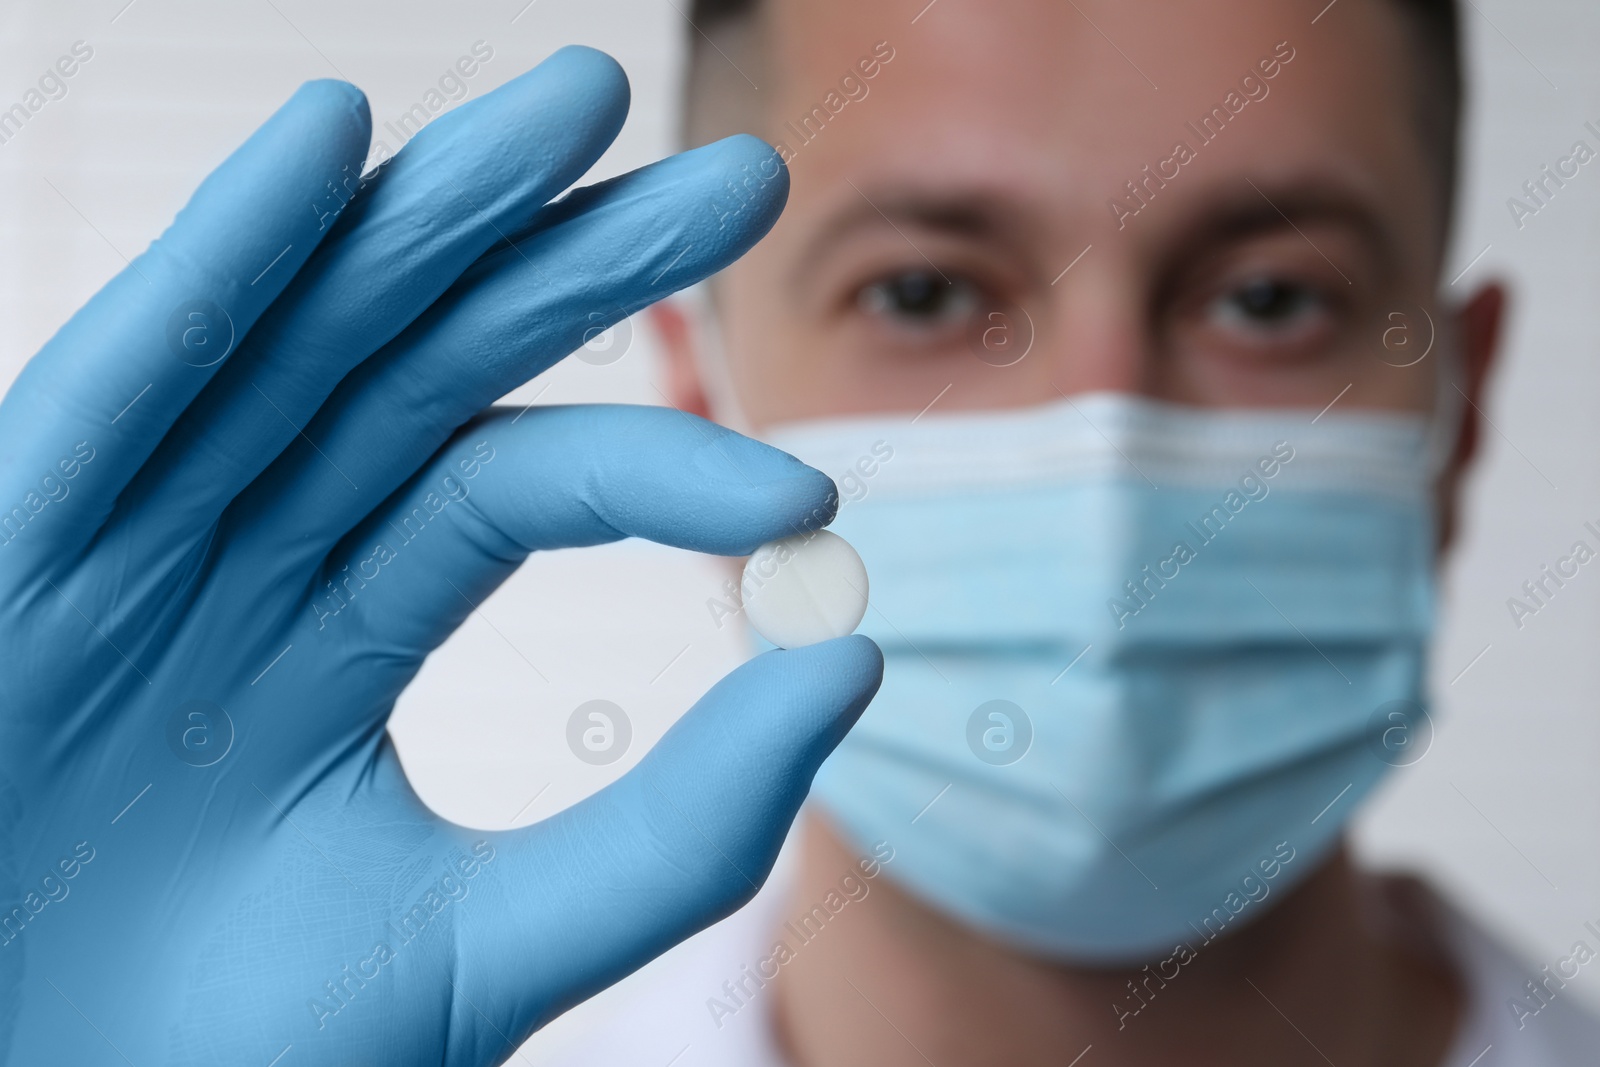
[694,0,1497,442]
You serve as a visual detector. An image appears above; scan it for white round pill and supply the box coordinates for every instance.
[741,530,869,649]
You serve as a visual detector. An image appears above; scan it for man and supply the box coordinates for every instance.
[554,0,1600,1063]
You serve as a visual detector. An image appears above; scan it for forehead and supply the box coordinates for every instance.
[759,0,1441,272]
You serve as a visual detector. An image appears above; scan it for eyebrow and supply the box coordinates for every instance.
[786,172,1398,292]
[1160,175,1398,282]
[787,185,1046,289]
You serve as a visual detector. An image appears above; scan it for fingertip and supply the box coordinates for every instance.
[143,75,375,304]
[409,47,630,181]
[714,133,790,193]
[544,44,631,107]
[748,634,885,722]
[771,465,840,535]
[686,424,839,548]
[836,632,885,675]
[775,633,885,695]
[607,135,786,268]
[290,78,372,139]
[699,133,789,238]
[529,45,631,143]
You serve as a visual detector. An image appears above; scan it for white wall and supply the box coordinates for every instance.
[1,0,1597,1057]
[1351,0,1600,1017]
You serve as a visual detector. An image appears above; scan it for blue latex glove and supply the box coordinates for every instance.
[0,47,881,1065]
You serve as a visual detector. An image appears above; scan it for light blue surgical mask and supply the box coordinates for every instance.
[763,393,1440,964]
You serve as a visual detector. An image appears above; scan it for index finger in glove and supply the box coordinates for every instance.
[293,403,836,668]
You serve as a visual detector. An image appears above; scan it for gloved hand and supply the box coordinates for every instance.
[0,47,881,1065]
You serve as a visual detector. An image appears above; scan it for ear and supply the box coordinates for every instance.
[647,300,714,420]
[1437,281,1508,552]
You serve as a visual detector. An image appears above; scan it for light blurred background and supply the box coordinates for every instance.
[1,0,1597,1058]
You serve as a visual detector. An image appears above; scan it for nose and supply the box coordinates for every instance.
[1035,253,1151,400]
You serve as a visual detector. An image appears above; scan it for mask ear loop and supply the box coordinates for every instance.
[1421,324,1466,482]
[678,281,757,437]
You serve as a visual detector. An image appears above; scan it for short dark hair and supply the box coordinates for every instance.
[682,0,1462,227]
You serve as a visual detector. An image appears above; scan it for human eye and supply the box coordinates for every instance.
[856,269,983,339]
[1203,275,1334,344]
[1169,230,1362,368]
